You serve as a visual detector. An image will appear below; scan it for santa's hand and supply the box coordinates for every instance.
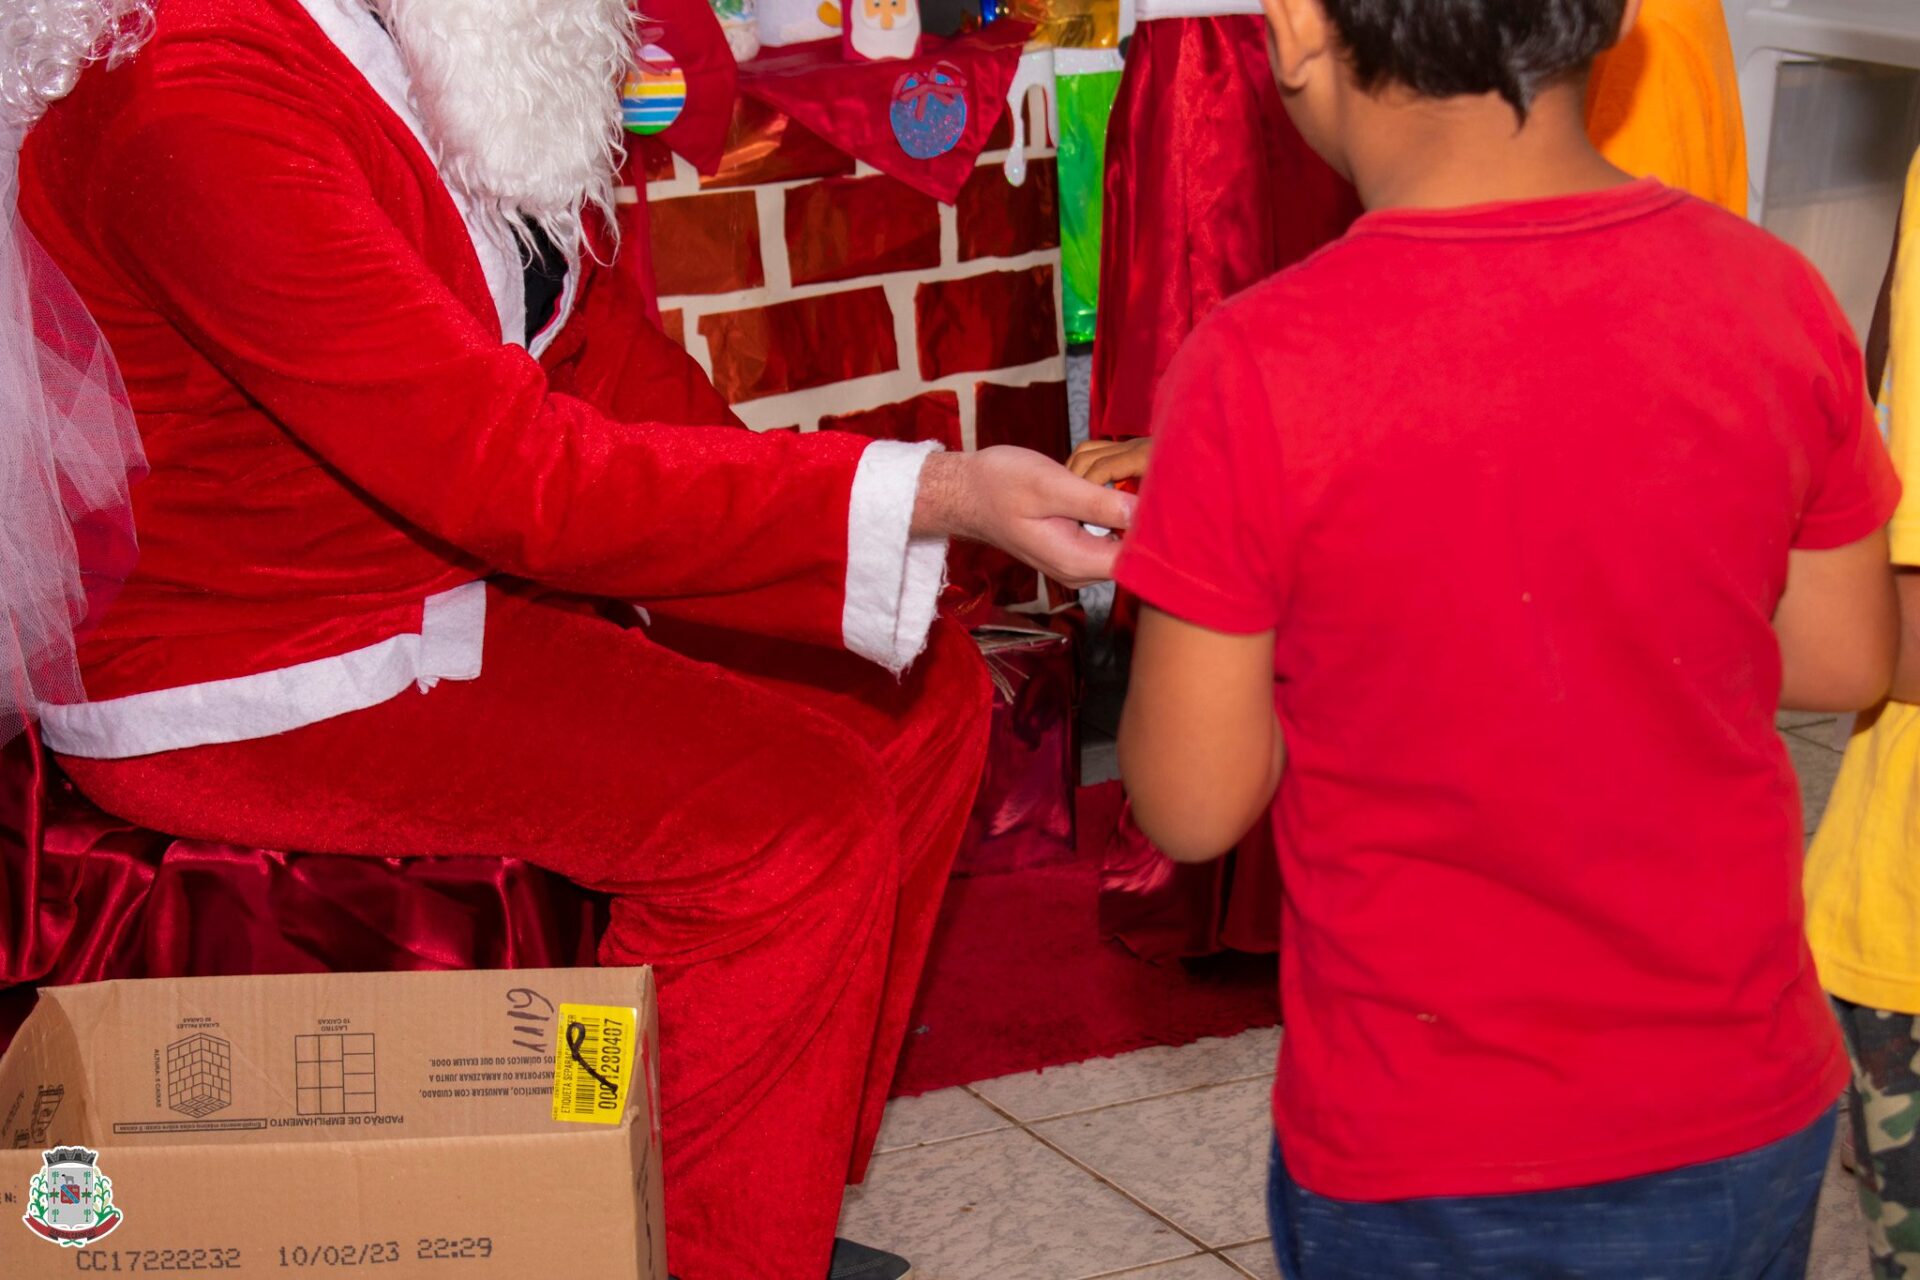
[913,447,1136,588]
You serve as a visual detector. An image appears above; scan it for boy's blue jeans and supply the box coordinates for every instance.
[1266,1108,1836,1279]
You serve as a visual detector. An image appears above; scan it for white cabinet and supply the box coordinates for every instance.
[1729,0,1920,334]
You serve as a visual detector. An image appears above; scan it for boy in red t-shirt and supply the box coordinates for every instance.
[1094,0,1903,1275]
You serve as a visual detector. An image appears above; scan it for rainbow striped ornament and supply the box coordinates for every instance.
[622,44,687,136]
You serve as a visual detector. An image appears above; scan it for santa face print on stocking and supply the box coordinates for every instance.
[849,0,918,62]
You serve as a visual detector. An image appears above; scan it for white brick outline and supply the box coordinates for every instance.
[620,76,1067,435]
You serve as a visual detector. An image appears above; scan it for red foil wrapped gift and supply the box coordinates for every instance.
[1098,796,1280,962]
[956,616,1078,877]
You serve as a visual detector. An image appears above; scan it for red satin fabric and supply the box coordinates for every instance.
[47,587,991,1280]
[0,722,600,1050]
[738,22,1032,203]
[1089,16,1359,441]
[1089,16,1354,960]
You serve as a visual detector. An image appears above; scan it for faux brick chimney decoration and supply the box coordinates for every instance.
[821,390,964,452]
[957,156,1060,262]
[649,188,765,296]
[626,52,1068,608]
[915,264,1060,381]
[700,287,900,402]
[786,174,943,286]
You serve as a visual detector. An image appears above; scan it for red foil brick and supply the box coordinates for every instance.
[703,98,856,189]
[975,380,1070,462]
[958,157,1059,262]
[648,190,765,297]
[984,84,1048,152]
[660,309,686,348]
[786,175,943,287]
[915,266,1060,380]
[700,288,899,402]
[984,102,1015,152]
[820,391,963,452]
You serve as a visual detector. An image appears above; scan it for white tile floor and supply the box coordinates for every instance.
[842,723,1877,1278]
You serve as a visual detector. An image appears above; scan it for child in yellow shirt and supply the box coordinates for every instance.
[1806,149,1920,1280]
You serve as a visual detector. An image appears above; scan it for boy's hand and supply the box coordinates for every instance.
[913,447,1135,588]
[1069,437,1154,487]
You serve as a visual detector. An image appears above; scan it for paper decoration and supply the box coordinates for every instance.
[758,0,838,47]
[734,20,1030,201]
[621,43,689,135]
[1001,46,1056,186]
[849,0,921,61]
[890,62,969,160]
[709,0,762,59]
[1055,48,1122,344]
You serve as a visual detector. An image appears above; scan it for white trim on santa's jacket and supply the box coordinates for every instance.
[35,4,944,759]
[39,582,488,759]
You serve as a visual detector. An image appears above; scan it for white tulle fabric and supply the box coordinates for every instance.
[1,2,152,746]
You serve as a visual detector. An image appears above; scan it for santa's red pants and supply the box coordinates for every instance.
[60,584,993,1280]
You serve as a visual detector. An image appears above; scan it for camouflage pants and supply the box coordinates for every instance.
[1837,997,1920,1279]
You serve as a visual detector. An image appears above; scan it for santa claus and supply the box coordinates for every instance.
[4,1,1132,1277]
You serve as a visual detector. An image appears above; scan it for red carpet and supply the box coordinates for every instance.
[889,782,1280,1097]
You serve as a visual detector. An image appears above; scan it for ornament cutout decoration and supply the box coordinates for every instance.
[622,42,688,135]
[890,62,969,160]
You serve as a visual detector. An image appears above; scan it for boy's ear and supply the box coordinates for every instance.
[1261,0,1331,92]
[1615,0,1644,45]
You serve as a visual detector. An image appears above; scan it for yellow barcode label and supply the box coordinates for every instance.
[551,1003,638,1124]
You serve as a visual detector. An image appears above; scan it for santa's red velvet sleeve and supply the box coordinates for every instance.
[88,84,941,670]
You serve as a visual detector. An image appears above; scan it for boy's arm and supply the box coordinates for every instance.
[1111,313,1286,861]
[1119,607,1284,862]
[1776,530,1898,711]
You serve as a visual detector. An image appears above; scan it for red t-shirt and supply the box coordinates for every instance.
[1116,179,1898,1201]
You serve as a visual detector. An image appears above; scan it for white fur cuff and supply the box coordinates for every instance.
[843,440,947,674]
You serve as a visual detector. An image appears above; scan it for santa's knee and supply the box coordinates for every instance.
[775,729,899,894]
[660,714,901,931]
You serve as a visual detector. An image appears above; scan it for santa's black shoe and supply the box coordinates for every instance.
[828,1238,912,1279]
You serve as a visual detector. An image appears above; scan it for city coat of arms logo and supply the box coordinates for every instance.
[23,1146,123,1246]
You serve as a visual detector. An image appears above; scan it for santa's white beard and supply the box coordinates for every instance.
[371,0,636,255]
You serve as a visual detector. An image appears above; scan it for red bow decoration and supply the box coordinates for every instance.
[894,61,968,120]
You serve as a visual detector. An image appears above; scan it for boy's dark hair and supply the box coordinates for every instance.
[1321,0,1629,117]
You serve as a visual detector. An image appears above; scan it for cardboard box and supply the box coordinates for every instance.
[0,967,664,1278]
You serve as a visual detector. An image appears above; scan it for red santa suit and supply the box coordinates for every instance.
[19,1,988,1276]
